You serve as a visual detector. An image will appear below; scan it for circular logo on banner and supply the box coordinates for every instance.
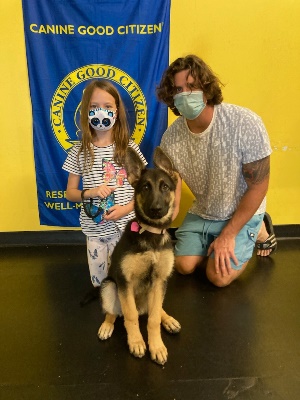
[50,64,147,151]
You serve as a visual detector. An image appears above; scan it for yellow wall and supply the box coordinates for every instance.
[1,0,299,232]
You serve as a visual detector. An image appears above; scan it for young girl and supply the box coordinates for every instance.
[63,79,147,293]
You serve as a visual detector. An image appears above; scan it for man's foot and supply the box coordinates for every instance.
[256,212,277,257]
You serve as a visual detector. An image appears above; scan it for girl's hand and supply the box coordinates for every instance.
[91,185,115,199]
[104,204,130,221]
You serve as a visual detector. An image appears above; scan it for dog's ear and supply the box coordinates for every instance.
[125,147,146,187]
[153,147,178,182]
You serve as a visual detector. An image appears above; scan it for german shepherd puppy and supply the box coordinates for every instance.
[98,146,181,365]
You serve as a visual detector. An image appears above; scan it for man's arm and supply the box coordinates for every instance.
[208,156,270,274]
[172,173,182,221]
[223,155,270,237]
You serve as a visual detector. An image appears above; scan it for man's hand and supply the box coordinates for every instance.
[207,234,239,276]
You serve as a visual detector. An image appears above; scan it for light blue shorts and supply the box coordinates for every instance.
[175,213,264,270]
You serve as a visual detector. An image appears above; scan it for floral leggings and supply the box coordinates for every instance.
[86,232,121,287]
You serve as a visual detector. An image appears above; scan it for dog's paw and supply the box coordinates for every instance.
[162,316,181,334]
[149,342,168,365]
[98,321,114,340]
[128,338,146,358]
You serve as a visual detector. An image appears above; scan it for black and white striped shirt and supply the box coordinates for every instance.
[62,140,147,237]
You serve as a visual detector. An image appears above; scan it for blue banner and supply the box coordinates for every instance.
[22,0,170,227]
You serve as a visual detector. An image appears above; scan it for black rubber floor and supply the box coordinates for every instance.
[0,239,299,399]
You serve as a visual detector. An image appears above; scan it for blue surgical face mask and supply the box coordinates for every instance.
[173,90,206,120]
[88,107,117,131]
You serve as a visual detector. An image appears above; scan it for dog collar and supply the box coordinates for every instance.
[130,221,166,235]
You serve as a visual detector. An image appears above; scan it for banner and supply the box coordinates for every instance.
[22,0,170,227]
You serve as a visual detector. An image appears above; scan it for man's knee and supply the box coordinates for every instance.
[206,259,248,287]
[206,268,233,287]
[174,255,203,275]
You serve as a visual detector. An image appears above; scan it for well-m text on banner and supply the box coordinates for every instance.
[22,0,170,227]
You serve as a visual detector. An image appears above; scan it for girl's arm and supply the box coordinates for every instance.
[65,173,82,202]
[104,199,134,222]
[65,173,115,202]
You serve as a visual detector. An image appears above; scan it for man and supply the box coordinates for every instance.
[157,54,277,287]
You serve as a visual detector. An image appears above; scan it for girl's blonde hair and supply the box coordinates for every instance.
[79,79,130,171]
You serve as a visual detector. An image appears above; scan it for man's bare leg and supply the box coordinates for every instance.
[206,258,249,287]
[175,255,206,275]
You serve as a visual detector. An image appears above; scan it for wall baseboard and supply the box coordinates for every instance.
[272,225,300,239]
[0,225,299,247]
[0,230,86,247]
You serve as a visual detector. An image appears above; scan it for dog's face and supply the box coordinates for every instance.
[135,168,176,224]
[125,147,178,227]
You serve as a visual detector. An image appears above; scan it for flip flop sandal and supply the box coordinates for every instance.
[256,212,277,255]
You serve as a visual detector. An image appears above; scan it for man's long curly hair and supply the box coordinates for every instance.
[156,55,224,116]
[79,79,130,171]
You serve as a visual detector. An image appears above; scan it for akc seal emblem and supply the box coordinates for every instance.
[50,64,147,151]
